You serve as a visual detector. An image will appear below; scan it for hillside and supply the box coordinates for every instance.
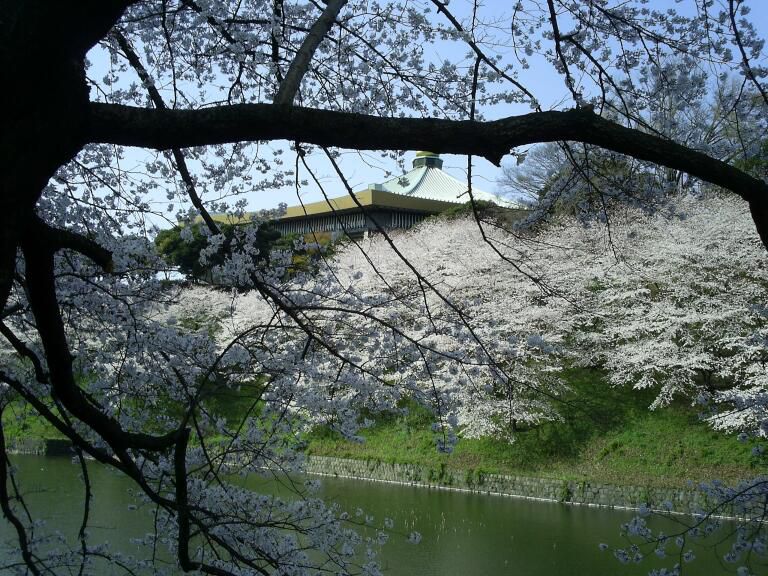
[9,194,766,490]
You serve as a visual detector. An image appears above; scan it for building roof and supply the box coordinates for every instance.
[281,152,518,220]
[283,188,458,218]
[373,162,515,206]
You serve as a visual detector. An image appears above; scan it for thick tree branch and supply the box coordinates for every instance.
[20,237,179,453]
[0,235,17,328]
[274,0,347,107]
[174,428,195,571]
[88,101,768,247]
[32,216,113,272]
[88,102,768,198]
[1,1,137,60]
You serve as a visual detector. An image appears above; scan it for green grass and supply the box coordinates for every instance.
[1,376,267,444]
[573,409,762,486]
[2,401,66,441]
[307,368,764,488]
[4,368,762,489]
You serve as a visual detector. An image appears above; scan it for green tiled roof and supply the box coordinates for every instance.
[280,154,519,221]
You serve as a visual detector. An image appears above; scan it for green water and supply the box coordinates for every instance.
[0,455,752,575]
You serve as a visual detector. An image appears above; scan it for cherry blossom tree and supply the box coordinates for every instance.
[572,196,768,415]
[158,192,768,576]
[322,194,768,575]
[1,0,768,574]
[319,193,768,439]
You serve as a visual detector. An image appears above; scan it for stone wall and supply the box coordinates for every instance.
[6,441,729,516]
[7,438,73,456]
[304,455,725,516]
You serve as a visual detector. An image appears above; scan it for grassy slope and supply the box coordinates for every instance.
[4,369,761,489]
[306,369,764,488]
[2,401,66,441]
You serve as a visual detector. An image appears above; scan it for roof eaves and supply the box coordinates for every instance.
[282,190,376,218]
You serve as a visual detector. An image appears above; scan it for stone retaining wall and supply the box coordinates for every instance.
[6,438,73,456]
[6,441,727,516]
[304,455,724,515]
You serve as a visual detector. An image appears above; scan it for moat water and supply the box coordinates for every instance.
[0,455,753,575]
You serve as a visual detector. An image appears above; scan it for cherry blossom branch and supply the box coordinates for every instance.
[274,0,347,107]
[728,0,768,107]
[546,0,581,104]
[113,30,221,234]
[0,321,48,383]
[20,236,180,453]
[271,0,285,85]
[428,0,539,106]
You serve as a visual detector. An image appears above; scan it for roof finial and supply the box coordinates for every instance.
[413,151,443,169]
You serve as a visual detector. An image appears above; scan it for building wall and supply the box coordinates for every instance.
[274,209,430,236]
